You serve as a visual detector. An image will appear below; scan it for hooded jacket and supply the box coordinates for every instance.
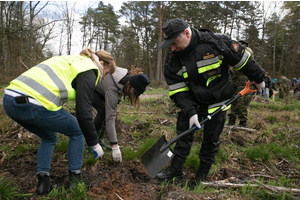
[95,67,129,143]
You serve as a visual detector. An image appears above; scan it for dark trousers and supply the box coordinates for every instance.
[269,89,273,98]
[92,91,105,131]
[174,109,226,164]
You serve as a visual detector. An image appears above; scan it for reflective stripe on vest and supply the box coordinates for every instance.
[16,64,68,106]
[232,50,250,70]
[169,82,189,96]
[16,74,63,106]
[208,99,231,114]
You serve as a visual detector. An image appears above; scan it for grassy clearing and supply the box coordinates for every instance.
[0,87,300,199]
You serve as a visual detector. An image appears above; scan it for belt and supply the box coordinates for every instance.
[5,89,42,106]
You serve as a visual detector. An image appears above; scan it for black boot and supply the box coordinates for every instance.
[36,173,51,194]
[238,120,247,127]
[195,161,212,186]
[156,156,185,181]
[69,171,81,190]
[98,126,112,150]
[226,116,236,126]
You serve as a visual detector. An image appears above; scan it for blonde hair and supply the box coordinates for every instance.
[96,50,116,74]
[79,48,116,74]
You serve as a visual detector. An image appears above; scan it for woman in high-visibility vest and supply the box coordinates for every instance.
[3,48,116,194]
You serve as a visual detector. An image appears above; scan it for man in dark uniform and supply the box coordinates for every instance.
[157,18,266,185]
[277,76,291,99]
[227,41,254,127]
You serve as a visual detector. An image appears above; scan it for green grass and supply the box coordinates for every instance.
[184,144,201,170]
[0,85,7,97]
[6,143,36,160]
[251,97,300,111]
[122,137,157,160]
[245,142,299,163]
[55,136,69,152]
[144,85,168,95]
[83,154,98,165]
[0,176,33,199]
[40,182,93,200]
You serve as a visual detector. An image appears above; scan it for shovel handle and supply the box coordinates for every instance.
[159,80,257,153]
[159,126,197,152]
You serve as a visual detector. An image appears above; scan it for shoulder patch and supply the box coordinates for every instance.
[232,43,239,52]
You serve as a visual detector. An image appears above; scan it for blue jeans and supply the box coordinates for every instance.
[3,94,84,175]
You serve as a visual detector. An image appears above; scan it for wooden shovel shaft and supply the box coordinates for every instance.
[159,80,257,153]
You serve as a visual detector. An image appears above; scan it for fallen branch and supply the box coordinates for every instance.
[114,192,124,200]
[250,174,275,179]
[201,181,300,194]
[223,125,258,133]
[252,179,278,193]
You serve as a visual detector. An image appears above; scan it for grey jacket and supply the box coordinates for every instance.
[95,67,128,143]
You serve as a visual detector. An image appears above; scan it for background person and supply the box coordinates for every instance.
[277,76,291,99]
[264,72,272,99]
[298,77,300,100]
[226,40,254,127]
[157,18,266,186]
[92,66,150,162]
[291,77,299,96]
[3,48,116,194]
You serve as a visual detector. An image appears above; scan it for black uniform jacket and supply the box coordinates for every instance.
[164,28,265,118]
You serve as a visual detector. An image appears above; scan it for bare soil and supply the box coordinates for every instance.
[0,123,206,200]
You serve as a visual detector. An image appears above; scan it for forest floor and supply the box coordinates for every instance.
[1,121,299,200]
[0,92,300,200]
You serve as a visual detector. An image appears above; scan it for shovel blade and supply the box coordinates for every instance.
[140,135,174,178]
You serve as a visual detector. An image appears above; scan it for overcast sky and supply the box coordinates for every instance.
[44,1,126,55]
[45,1,284,56]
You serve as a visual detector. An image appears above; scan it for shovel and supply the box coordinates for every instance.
[140,80,257,178]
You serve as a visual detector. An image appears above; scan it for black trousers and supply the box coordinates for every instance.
[174,109,226,164]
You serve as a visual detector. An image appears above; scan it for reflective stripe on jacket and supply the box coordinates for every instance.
[7,55,100,111]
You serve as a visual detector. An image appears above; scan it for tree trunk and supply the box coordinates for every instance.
[272,28,276,79]
[156,1,163,83]
[1,2,6,75]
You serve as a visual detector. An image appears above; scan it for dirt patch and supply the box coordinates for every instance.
[0,123,208,200]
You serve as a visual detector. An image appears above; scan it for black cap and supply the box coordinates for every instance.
[129,74,150,94]
[159,18,189,49]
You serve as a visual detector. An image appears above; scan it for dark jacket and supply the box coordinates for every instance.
[164,28,265,118]
[75,70,99,146]
[265,76,272,88]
